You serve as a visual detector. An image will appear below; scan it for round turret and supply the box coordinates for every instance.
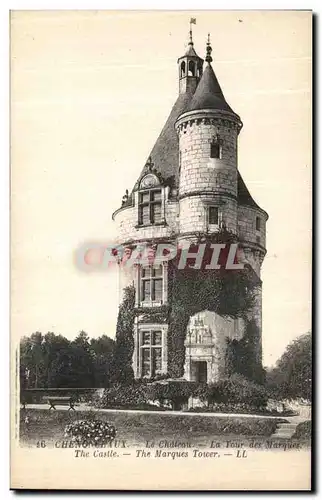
[175,54,242,239]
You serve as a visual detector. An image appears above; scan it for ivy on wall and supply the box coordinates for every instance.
[225,319,265,384]
[114,229,263,384]
[166,229,262,379]
[134,305,169,324]
[167,264,259,378]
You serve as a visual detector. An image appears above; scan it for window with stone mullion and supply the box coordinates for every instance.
[141,266,163,302]
[140,330,162,377]
[138,189,162,225]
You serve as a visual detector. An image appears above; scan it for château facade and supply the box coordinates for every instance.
[112,31,268,384]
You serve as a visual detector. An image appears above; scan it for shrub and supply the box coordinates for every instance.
[96,381,199,411]
[95,382,150,409]
[64,418,116,446]
[208,374,268,409]
[192,383,211,404]
[292,420,311,440]
[149,381,198,410]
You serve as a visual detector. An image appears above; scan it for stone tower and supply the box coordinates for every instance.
[112,31,268,383]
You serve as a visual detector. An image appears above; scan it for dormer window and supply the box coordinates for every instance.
[138,189,162,225]
[210,135,222,159]
[138,173,163,226]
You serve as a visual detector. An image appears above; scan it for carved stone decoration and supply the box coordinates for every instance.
[121,189,129,205]
[144,156,154,172]
[140,173,160,189]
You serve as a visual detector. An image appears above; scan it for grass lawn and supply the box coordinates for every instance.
[20,409,289,449]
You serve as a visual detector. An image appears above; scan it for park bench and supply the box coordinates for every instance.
[44,396,76,411]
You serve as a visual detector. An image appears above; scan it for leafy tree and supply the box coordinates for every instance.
[20,332,46,388]
[266,333,312,401]
[68,331,95,387]
[90,335,115,387]
[111,284,135,384]
[42,333,71,387]
[20,331,115,389]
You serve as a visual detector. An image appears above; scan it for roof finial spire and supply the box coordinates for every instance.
[205,33,213,63]
[189,18,196,46]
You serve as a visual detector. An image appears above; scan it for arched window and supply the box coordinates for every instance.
[188,60,195,76]
[180,61,186,78]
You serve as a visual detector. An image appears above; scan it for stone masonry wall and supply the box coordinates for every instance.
[179,194,237,236]
[184,310,246,383]
[237,205,267,248]
[114,199,178,244]
[178,119,238,198]
[176,114,239,239]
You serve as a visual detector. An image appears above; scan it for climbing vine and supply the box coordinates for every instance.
[134,305,169,324]
[166,229,261,378]
[113,228,263,384]
[167,264,259,378]
[225,320,265,384]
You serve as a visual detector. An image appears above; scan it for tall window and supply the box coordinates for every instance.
[256,216,261,231]
[210,135,222,159]
[208,206,219,225]
[141,330,162,377]
[138,189,162,225]
[141,266,163,304]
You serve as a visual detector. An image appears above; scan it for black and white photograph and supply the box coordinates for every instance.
[10,10,312,490]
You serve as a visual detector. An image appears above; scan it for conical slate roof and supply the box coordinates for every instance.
[237,173,262,210]
[188,63,238,116]
[129,54,262,213]
[135,91,192,187]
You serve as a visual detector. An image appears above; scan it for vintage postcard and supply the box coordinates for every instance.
[10,10,312,490]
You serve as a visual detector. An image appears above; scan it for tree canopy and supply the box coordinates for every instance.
[20,331,115,389]
[266,333,312,401]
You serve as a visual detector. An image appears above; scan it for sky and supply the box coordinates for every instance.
[11,10,311,366]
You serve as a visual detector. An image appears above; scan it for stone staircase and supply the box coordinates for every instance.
[271,420,299,439]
